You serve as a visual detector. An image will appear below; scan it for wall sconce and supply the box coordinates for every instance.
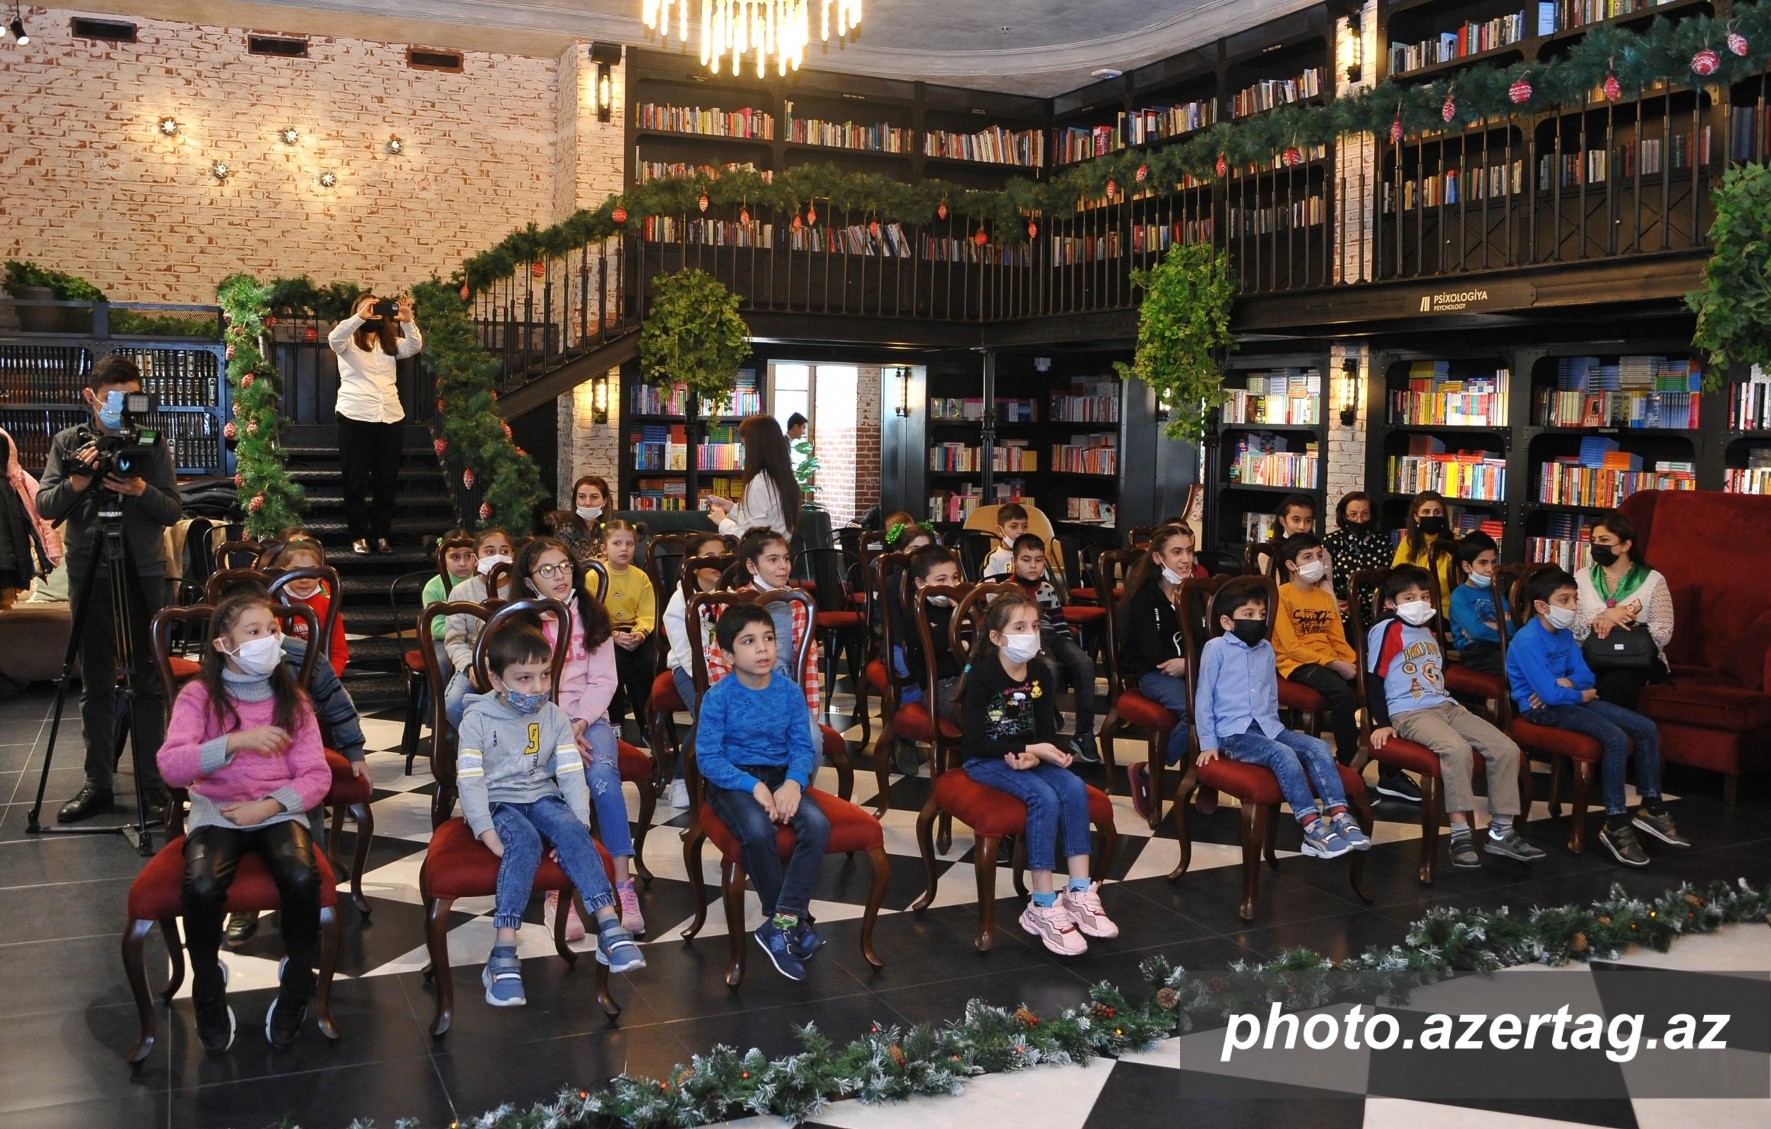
[1338,358,1362,427]
[894,366,912,417]
[157,116,179,137]
[590,42,623,125]
[278,126,300,145]
[210,160,232,182]
[590,372,610,424]
[1344,13,1364,84]
[316,170,338,188]
[385,134,404,155]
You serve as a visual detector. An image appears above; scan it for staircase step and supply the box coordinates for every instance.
[288,466,446,488]
[301,516,454,540]
[301,491,455,513]
[338,671,408,711]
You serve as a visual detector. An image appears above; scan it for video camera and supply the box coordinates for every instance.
[75,391,164,481]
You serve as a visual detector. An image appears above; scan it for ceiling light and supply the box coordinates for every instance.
[645,1,863,78]
[157,116,179,136]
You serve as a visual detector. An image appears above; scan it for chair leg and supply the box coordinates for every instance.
[1567,760,1593,855]
[1547,754,1565,818]
[1167,767,1200,880]
[555,884,580,965]
[870,728,895,818]
[1147,738,1166,831]
[316,904,341,1041]
[122,918,157,1065]
[595,959,621,1020]
[1724,773,1740,807]
[681,828,709,939]
[1239,802,1268,922]
[859,847,888,971]
[1098,707,1119,794]
[1010,836,1028,898]
[349,801,374,916]
[721,856,748,988]
[910,801,941,914]
[936,811,953,856]
[1263,809,1281,870]
[973,835,1001,952]
[828,736,856,803]
[1347,793,1375,906]
[158,918,185,1002]
[1419,773,1441,886]
[1093,815,1119,880]
[401,676,422,774]
[632,778,657,885]
[426,896,456,1038]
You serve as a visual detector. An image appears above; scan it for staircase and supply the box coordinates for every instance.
[284,439,458,712]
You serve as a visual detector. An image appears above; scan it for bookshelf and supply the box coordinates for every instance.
[1723,365,1771,495]
[618,362,765,512]
[1379,1,1712,85]
[1204,349,1330,552]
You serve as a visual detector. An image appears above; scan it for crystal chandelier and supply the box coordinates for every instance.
[642,1,863,77]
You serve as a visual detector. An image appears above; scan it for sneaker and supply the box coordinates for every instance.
[1018,901,1088,956]
[1126,762,1152,821]
[1449,834,1482,869]
[1300,819,1352,859]
[754,920,807,980]
[668,778,690,810]
[1059,882,1119,939]
[788,920,826,961]
[1329,812,1372,851]
[1071,731,1101,764]
[193,960,234,1055]
[350,539,371,556]
[482,945,526,1006]
[265,987,308,1049]
[224,910,260,948]
[1376,770,1423,803]
[894,740,923,777]
[616,880,646,937]
[1485,827,1547,863]
[1632,807,1690,848]
[596,923,647,974]
[1599,821,1650,868]
[543,890,586,942]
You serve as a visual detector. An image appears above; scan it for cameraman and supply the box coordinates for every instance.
[329,293,422,555]
[36,355,181,823]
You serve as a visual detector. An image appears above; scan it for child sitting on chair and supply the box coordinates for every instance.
[274,538,348,678]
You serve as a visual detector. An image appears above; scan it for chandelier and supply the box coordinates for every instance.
[641,1,863,77]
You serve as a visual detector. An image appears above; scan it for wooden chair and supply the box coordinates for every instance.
[865,552,958,816]
[124,602,343,1064]
[648,552,737,778]
[1094,549,1181,827]
[908,582,1120,951]
[392,565,437,773]
[1426,541,1514,722]
[213,539,266,570]
[678,588,886,987]
[1166,575,1376,922]
[416,597,621,1037]
[795,546,869,742]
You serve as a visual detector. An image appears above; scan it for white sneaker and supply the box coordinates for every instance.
[669,778,690,809]
[1058,882,1119,939]
[1019,900,1088,956]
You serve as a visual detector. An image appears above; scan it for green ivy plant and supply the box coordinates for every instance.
[1113,243,1237,443]
[217,274,306,536]
[1688,161,1771,392]
[639,268,752,414]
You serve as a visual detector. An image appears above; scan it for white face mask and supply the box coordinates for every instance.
[1000,634,1042,664]
[1468,571,1493,588]
[1396,600,1435,626]
[227,633,283,677]
[476,553,511,576]
[750,573,778,591]
[576,505,601,522]
[1160,566,1185,586]
[1296,559,1327,584]
[927,594,954,608]
[1545,604,1577,631]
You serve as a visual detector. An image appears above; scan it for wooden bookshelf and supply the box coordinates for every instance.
[617,362,765,512]
[1204,349,1330,552]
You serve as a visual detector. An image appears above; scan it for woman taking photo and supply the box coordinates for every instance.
[329,294,423,555]
[707,415,801,539]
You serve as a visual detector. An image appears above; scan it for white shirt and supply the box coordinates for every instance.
[1573,562,1673,663]
[329,314,423,424]
[717,472,790,538]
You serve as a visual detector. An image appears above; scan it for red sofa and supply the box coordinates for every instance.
[1619,490,1771,804]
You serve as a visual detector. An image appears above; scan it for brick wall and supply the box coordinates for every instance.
[803,364,880,526]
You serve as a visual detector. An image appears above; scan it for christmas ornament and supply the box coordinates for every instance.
[1027,220,1038,238]
[1692,48,1720,76]
[249,494,265,513]
[1572,932,1588,953]
[246,420,259,436]
[1282,145,1303,167]
[1090,1002,1117,1020]
[1508,79,1532,105]
[610,206,628,225]
[223,422,238,441]
[1215,153,1228,177]
[937,201,948,221]
[888,1045,906,1066]
[1390,116,1404,142]
[225,344,235,360]
[531,261,546,278]
[1442,93,1457,122]
[791,214,803,233]
[1156,988,1179,1009]
[698,192,709,213]
[869,220,880,238]
[501,420,513,439]
[459,284,470,301]
[1135,162,1148,183]
[479,502,492,520]
[433,438,448,455]
[1013,1006,1039,1027]
[233,473,244,488]
[263,316,276,328]
[1603,73,1621,102]
[1729,30,1749,57]
[739,207,751,224]
[241,373,255,389]
[1105,178,1117,200]
[303,327,318,343]
[973,229,988,246]
[463,468,476,489]
[807,204,817,225]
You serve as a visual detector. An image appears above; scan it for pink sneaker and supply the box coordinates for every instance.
[1019,900,1088,956]
[1059,882,1119,940]
[543,890,586,942]
[615,879,646,937]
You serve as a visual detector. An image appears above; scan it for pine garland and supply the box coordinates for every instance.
[216,273,305,536]
[309,878,1771,1129]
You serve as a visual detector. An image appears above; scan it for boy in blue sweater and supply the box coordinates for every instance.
[695,603,829,981]
[1447,532,1512,676]
[1506,567,1688,867]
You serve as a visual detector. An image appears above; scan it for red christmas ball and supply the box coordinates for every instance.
[223,422,238,440]
[973,229,988,246]
[1692,48,1721,76]
[1729,31,1749,57]
[459,284,471,301]
[1135,163,1148,183]
[1282,145,1303,167]
[1105,179,1117,200]
[1390,117,1404,143]
[241,372,255,389]
[249,494,265,513]
[937,201,948,221]
[233,473,244,488]
[463,468,476,490]
[1508,79,1532,105]
[478,502,492,521]
[611,206,628,225]
[806,205,818,225]
[264,316,277,328]
[246,419,259,436]
[869,220,880,238]
[1215,154,1228,177]
[1442,95,1457,122]
[1027,220,1038,238]
[530,262,546,279]
[303,327,318,343]
[1603,74,1621,102]
[433,438,448,455]
[698,192,709,213]
[739,207,751,225]
[791,214,803,233]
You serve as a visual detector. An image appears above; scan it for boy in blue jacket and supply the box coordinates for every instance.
[695,603,828,981]
[1506,567,1687,867]
[1447,532,1512,675]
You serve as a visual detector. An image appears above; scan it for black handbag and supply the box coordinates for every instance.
[1582,623,1656,671]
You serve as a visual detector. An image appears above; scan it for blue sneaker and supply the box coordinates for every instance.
[595,924,647,974]
[1300,819,1351,859]
[788,920,825,961]
[482,945,526,1007]
[755,920,806,981]
[1330,812,1372,851]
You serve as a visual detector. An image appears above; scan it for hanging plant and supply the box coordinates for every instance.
[216,274,305,537]
[639,268,752,414]
[1112,243,1238,443]
[1688,161,1771,392]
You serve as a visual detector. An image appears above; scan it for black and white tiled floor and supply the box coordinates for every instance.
[2,678,1770,1129]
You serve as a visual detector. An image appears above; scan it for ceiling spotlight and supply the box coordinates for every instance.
[385,134,403,155]
[278,126,300,145]
[12,17,28,45]
[157,117,179,136]
[316,171,337,188]
[1090,67,1122,80]
[210,160,231,182]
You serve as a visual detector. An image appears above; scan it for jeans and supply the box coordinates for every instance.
[336,413,402,542]
[1038,625,1097,732]
[1523,700,1661,816]
[184,820,319,999]
[445,671,472,728]
[1284,663,1360,764]
[489,795,615,930]
[1221,726,1346,824]
[70,563,165,792]
[579,718,632,857]
[963,755,1093,870]
[1136,670,1191,767]
[704,765,829,919]
[670,665,699,782]
[1457,641,1503,676]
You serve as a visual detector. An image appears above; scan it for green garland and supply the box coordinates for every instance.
[461,3,1771,287]
[217,274,306,537]
[316,878,1771,1129]
[413,279,546,533]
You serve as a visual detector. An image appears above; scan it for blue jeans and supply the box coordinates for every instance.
[580,718,633,858]
[704,765,829,919]
[1137,670,1191,767]
[669,665,700,783]
[1523,700,1661,815]
[963,756,1093,871]
[489,795,614,931]
[1221,726,1346,824]
[445,671,472,728]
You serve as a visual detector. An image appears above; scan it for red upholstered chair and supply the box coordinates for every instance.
[1166,576,1375,922]
[866,552,960,817]
[416,598,621,1037]
[678,588,885,987]
[907,581,1120,951]
[1094,549,1178,824]
[124,603,343,1065]
[795,546,869,742]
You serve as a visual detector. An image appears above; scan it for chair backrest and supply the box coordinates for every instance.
[268,565,344,659]
[953,529,1001,581]
[918,580,1028,774]
[679,553,738,604]
[389,569,435,650]
[1243,539,1284,579]
[685,587,816,700]
[214,539,265,570]
[792,546,853,614]
[582,558,609,603]
[1345,567,1392,745]
[870,551,913,710]
[644,532,703,618]
[1126,526,1156,550]
[205,565,281,603]
[485,560,516,604]
[1093,548,1145,696]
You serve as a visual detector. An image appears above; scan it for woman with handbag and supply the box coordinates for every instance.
[1573,511,1671,709]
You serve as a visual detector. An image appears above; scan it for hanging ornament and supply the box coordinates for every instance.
[1105,178,1117,201]
[972,228,988,246]
[1442,93,1457,122]
[463,468,476,490]
[223,421,238,441]
[302,326,318,343]
[501,420,513,440]
[478,502,493,521]
[740,206,751,225]
[241,372,255,389]
[248,494,265,513]
[806,204,817,225]
[697,192,709,213]
[263,316,277,329]
[1729,30,1750,57]
[1282,145,1303,168]
[225,344,235,360]
[1390,116,1404,143]
[1135,162,1148,183]
[791,214,803,233]
[1215,153,1228,177]
[246,419,260,436]
[610,206,628,225]
[530,261,546,279]
[1013,1007,1040,1027]
[1508,79,1532,105]
[233,473,244,489]
[937,200,948,221]
[1692,48,1721,76]
[869,219,880,238]
[459,284,471,301]
[433,438,448,456]
[1027,220,1038,238]
[1603,73,1621,102]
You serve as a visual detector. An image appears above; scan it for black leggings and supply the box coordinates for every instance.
[1285,662,1361,765]
[609,639,656,733]
[183,820,321,999]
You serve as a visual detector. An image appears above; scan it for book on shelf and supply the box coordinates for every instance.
[1724,453,1771,495]
[1242,511,1280,544]
[991,480,1030,505]
[783,102,911,152]
[1231,68,1323,118]
[1052,233,1123,266]
[141,410,221,470]
[922,125,1044,167]
[0,408,87,470]
[636,160,770,184]
[629,372,762,417]
[1129,218,1216,255]
[106,347,220,404]
[1065,498,1116,525]
[928,442,983,473]
[930,396,986,421]
[1533,380,1702,429]
[1537,455,1697,507]
[1049,377,1121,423]
[1552,2,1682,36]
[640,215,775,248]
[1222,369,1321,426]
[1731,366,1771,430]
[629,423,673,471]
[698,421,744,471]
[1228,196,1325,236]
[0,344,93,402]
[991,440,1037,474]
[1050,434,1118,475]
[1382,160,1524,212]
[995,398,1039,422]
[1536,128,1709,190]
[1229,431,1319,490]
[920,236,1032,266]
[787,222,912,257]
[927,486,984,523]
[629,477,690,511]
[634,102,775,139]
[1054,101,1218,164]
[697,476,744,507]
[1390,11,1530,76]
[1388,361,1509,427]
[1387,445,1508,501]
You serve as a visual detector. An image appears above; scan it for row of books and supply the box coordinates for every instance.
[927,486,985,523]
[922,237,1032,267]
[1389,10,1534,76]
[1130,219,1216,254]
[110,348,223,404]
[629,424,684,471]
[1223,370,1321,426]
[1064,498,1116,524]
[789,222,915,257]
[925,441,1035,474]
[1241,511,1282,544]
[0,407,88,469]
[1537,130,1710,190]
[1387,450,1509,502]
[1054,101,1217,163]
[640,216,774,247]
[1724,465,1771,494]
[1232,447,1319,490]
[141,411,222,471]
[698,422,744,471]
[0,345,92,401]
[783,104,911,152]
[1531,388,1701,429]
[1537,457,1697,506]
[1051,435,1118,475]
[628,477,689,511]
[1382,162,1525,213]
[628,373,761,417]
[922,126,1045,167]
[1049,378,1121,423]
[1550,1,1682,34]
[927,398,1040,423]
[636,160,769,184]
[1231,69,1323,119]
[1729,367,1771,430]
[1387,363,1510,428]
[635,103,775,139]
[1228,197,1326,236]
[1051,233,1122,266]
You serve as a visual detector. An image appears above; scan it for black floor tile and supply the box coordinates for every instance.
[0,1004,173,1116]
[0,1089,168,1129]
[433,1023,691,1117]
[0,874,136,945]
[621,924,876,1023]
[658,991,911,1062]
[165,1056,454,1129]
[0,932,151,1019]
[1084,1065,1367,1129]
[0,831,155,887]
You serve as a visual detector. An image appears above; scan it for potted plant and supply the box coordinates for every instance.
[4,260,103,334]
[1689,161,1771,392]
[639,268,752,502]
[1112,243,1238,444]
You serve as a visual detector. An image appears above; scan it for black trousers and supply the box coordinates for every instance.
[336,414,402,542]
[183,820,320,1000]
[1594,657,1669,712]
[1458,641,1503,676]
[69,561,165,792]
[609,639,656,733]
[1286,662,1361,765]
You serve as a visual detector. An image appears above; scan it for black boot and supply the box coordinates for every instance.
[58,783,114,824]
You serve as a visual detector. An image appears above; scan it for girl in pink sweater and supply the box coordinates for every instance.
[158,587,330,1055]
[515,536,642,939]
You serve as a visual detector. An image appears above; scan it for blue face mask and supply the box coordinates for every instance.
[500,687,549,715]
[97,390,125,431]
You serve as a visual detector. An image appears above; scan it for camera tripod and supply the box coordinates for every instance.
[27,482,162,856]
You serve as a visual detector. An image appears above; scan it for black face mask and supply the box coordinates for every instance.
[1591,544,1619,567]
[1343,519,1372,534]
[1416,515,1447,536]
[1229,619,1268,646]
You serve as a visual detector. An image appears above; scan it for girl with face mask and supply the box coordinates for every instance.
[1117,524,1201,814]
[156,588,331,1055]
